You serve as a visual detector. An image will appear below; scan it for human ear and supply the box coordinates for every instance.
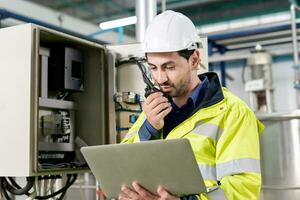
[189,50,200,70]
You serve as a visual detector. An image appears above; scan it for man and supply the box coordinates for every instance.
[119,10,264,200]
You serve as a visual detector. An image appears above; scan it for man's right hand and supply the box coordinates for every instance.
[142,92,172,130]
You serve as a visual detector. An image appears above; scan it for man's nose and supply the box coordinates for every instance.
[156,70,168,84]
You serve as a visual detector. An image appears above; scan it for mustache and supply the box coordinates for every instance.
[158,82,174,87]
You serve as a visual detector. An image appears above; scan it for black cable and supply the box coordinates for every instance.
[115,101,122,109]
[35,174,77,200]
[1,177,12,200]
[1,174,77,199]
[7,177,30,196]
[34,175,72,199]
[57,184,68,200]
[2,177,34,195]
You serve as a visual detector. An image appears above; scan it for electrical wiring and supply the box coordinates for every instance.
[56,91,70,100]
[0,174,77,200]
[114,94,143,113]
[34,174,77,200]
[40,161,82,169]
[0,178,12,200]
[1,177,34,195]
[116,56,155,90]
[7,177,30,196]
[115,57,147,113]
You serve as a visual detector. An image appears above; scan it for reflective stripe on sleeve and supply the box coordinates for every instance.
[198,164,217,181]
[124,131,138,139]
[192,123,223,141]
[216,158,261,180]
[208,188,227,200]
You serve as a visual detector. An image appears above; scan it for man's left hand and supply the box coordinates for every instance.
[119,181,180,200]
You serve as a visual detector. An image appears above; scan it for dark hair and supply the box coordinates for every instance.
[145,44,197,61]
[177,49,195,60]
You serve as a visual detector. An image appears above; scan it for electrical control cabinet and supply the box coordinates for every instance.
[0,24,116,176]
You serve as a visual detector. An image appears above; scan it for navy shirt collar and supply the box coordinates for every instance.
[171,76,208,109]
[190,76,208,106]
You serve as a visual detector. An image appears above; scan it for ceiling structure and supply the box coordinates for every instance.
[27,0,290,38]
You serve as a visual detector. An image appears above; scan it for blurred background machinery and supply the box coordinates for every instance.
[245,45,274,113]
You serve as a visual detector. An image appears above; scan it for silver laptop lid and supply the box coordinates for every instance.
[81,138,206,199]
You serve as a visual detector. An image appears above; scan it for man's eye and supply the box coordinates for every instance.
[166,65,175,70]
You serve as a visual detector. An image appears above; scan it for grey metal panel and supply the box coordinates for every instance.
[71,47,106,146]
[39,97,77,110]
[0,24,34,176]
[106,51,117,144]
[258,112,300,200]
[39,142,74,151]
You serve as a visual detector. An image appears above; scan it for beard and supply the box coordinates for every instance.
[159,77,190,97]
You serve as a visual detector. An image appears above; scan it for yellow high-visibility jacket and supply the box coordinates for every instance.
[122,72,264,200]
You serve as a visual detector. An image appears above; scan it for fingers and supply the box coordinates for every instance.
[144,92,165,105]
[149,101,171,116]
[142,92,172,130]
[144,93,169,111]
[132,182,158,200]
[120,185,140,200]
[155,105,172,118]
[118,192,130,200]
[157,186,179,200]
[119,182,159,200]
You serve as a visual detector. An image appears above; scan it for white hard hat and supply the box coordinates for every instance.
[143,10,200,53]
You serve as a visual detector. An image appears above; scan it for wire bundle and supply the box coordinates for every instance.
[0,174,77,200]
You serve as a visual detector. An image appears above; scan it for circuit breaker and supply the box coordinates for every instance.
[0,24,116,177]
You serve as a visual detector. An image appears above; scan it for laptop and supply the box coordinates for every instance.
[81,138,206,199]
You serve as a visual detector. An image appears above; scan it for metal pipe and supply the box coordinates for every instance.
[219,46,226,87]
[208,23,300,41]
[147,0,157,25]
[161,0,166,12]
[135,0,147,42]
[266,90,273,112]
[290,4,300,108]
[249,92,256,111]
[117,27,124,44]
[291,5,299,68]
[220,61,226,86]
[262,185,300,190]
[135,0,157,42]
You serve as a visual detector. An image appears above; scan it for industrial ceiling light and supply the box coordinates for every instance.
[99,16,137,30]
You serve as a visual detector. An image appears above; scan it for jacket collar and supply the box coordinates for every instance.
[166,72,226,139]
[197,72,224,109]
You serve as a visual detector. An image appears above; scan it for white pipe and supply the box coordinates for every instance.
[290,4,300,108]
[135,0,147,42]
[291,4,299,67]
[135,0,157,42]
[161,0,166,12]
[147,0,157,25]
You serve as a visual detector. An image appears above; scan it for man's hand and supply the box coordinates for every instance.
[142,92,172,130]
[119,182,180,200]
